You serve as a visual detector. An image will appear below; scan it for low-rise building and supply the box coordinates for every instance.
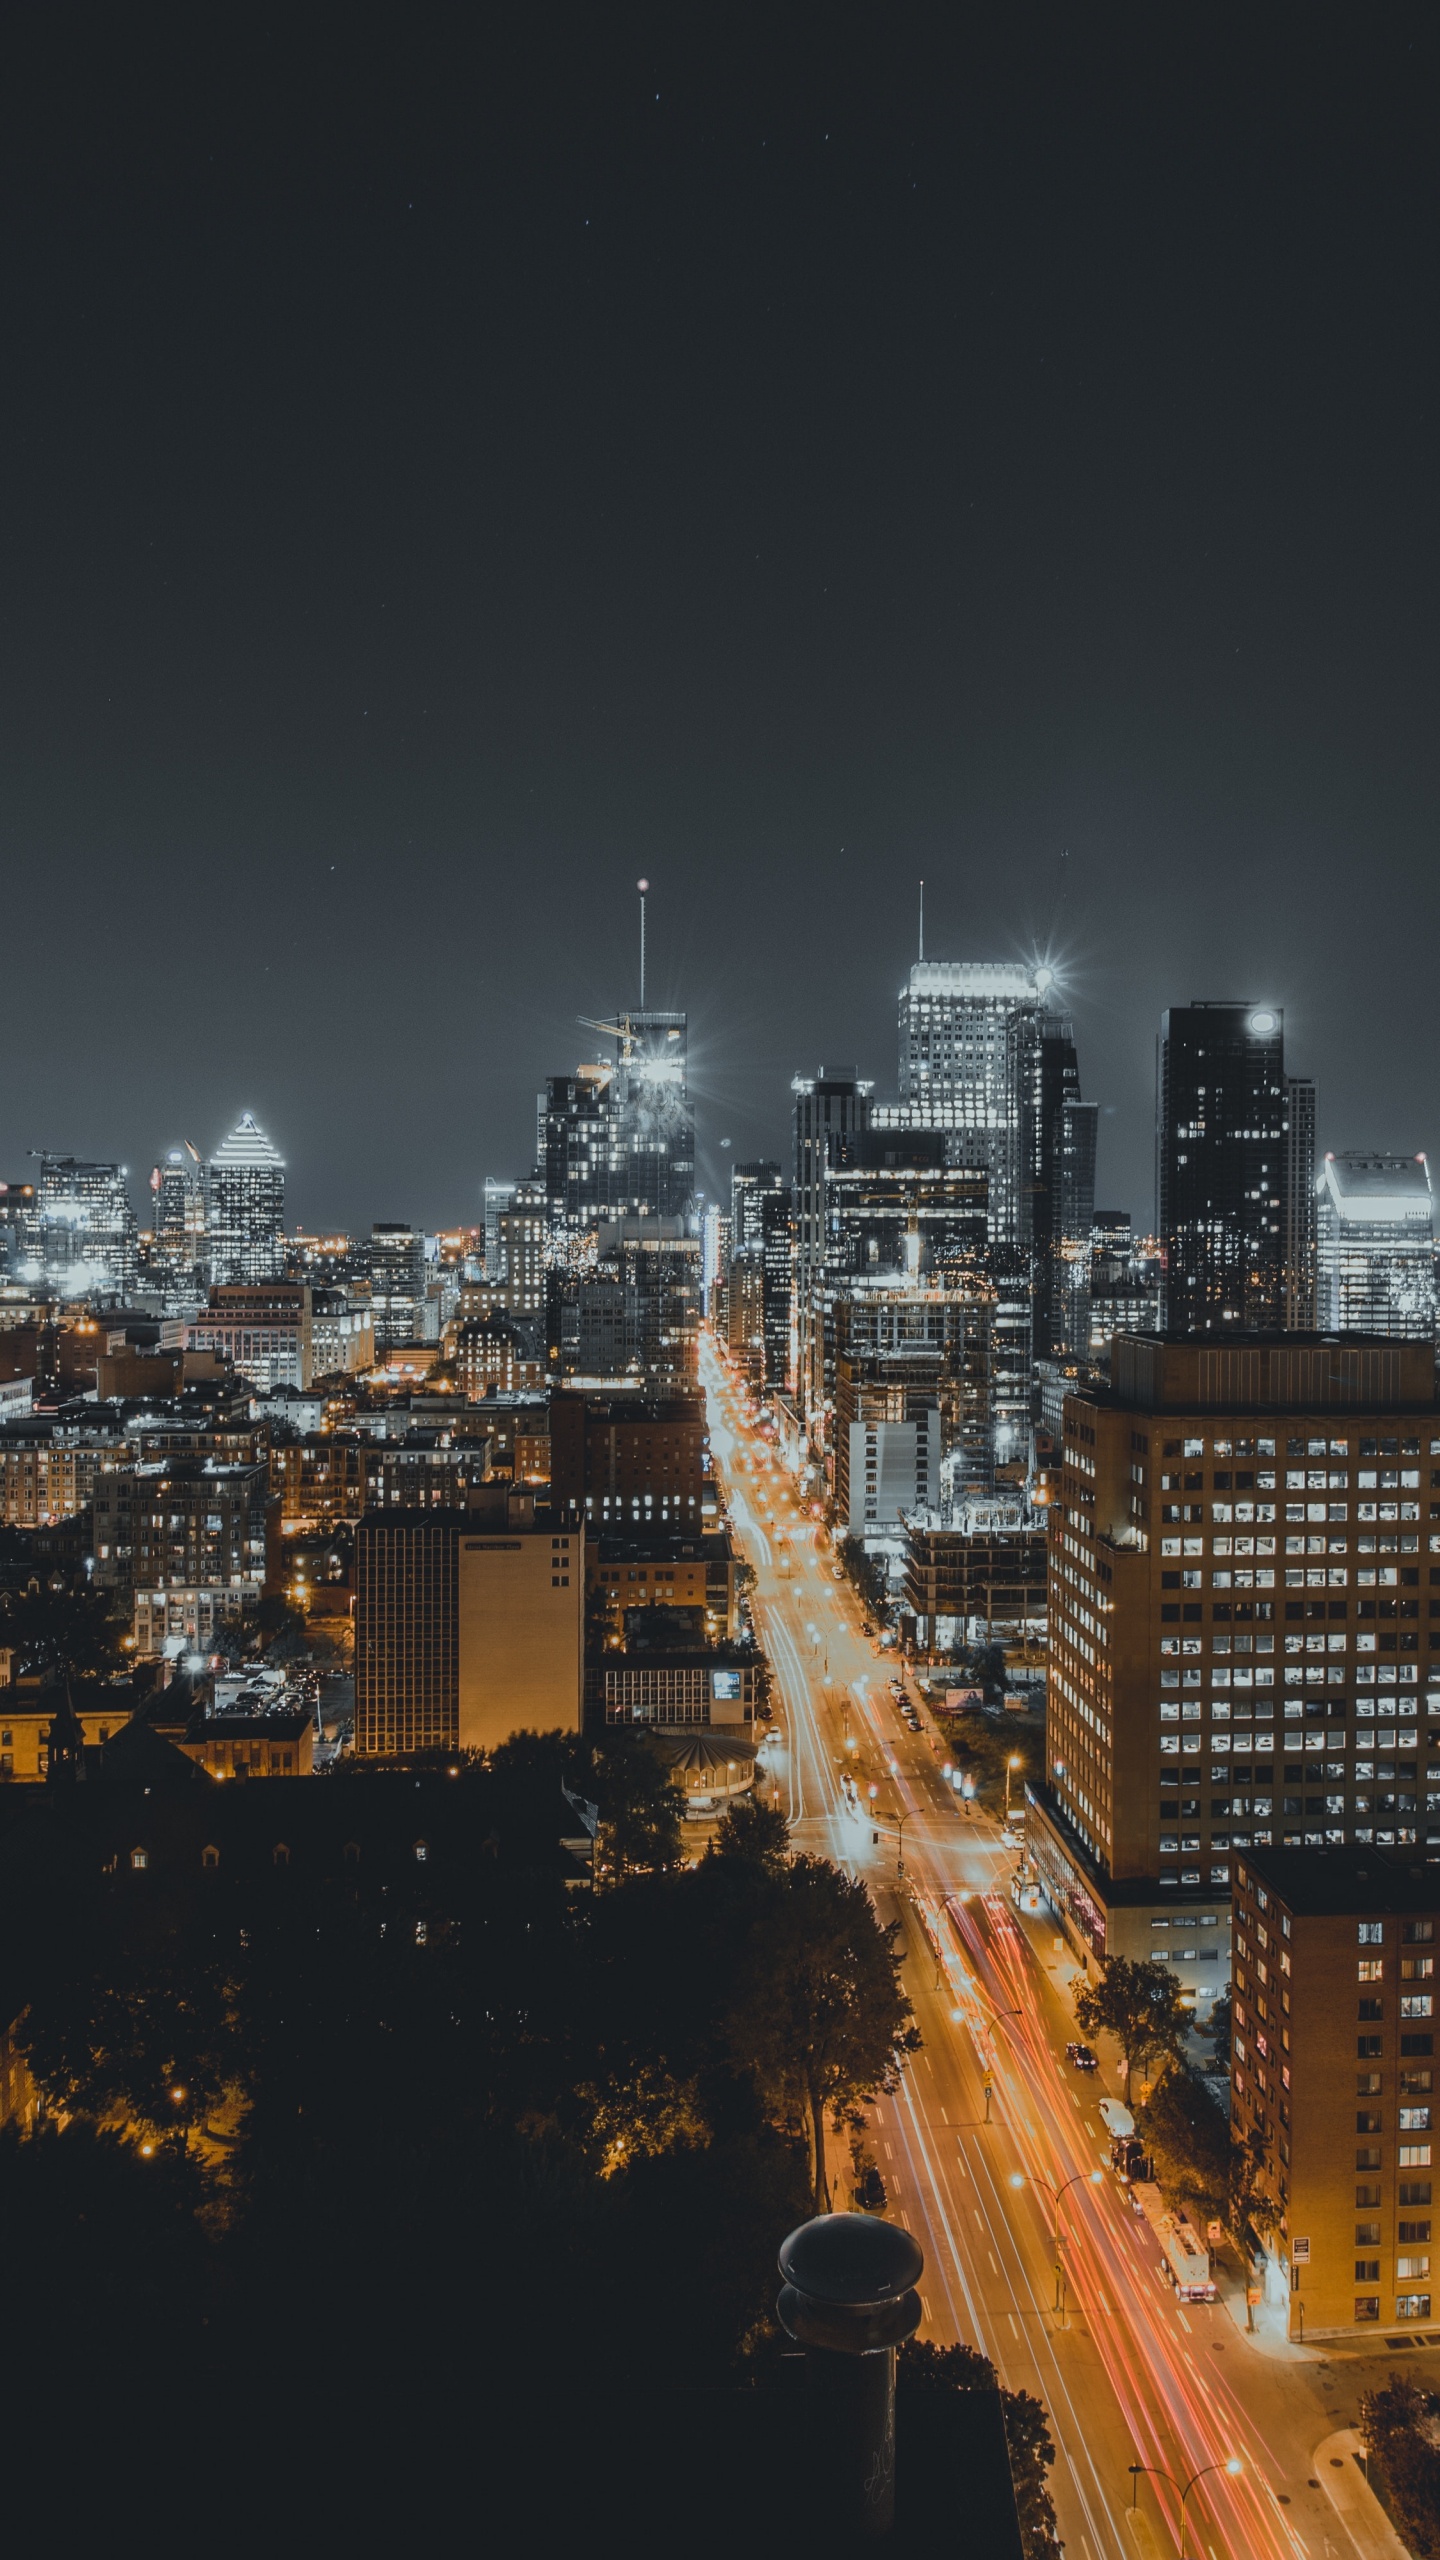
[1233,1843,1437,2344]
[585,1645,761,1734]
[586,1529,736,1642]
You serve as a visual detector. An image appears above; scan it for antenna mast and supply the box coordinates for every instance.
[919,878,925,963]
[637,877,648,1007]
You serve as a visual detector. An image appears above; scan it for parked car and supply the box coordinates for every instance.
[1065,2041,1098,2072]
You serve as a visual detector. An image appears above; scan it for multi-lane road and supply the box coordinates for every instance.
[702,1337,1407,2560]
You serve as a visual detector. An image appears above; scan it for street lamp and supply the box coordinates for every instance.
[1004,1754,1022,1820]
[1010,2165,1103,2311]
[1126,2458,1244,2558]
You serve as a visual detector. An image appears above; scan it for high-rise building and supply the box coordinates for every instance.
[731,1159,784,1254]
[790,1072,874,1406]
[31,1155,137,1300]
[152,1143,206,1269]
[893,961,1049,1247]
[1015,1016,1098,1364]
[558,1217,700,1394]
[1285,1077,1318,1328]
[355,1503,583,1757]
[207,1113,285,1285]
[611,1011,695,1219]
[1032,1330,1440,1988]
[536,1067,623,1236]
[1157,1004,1290,1334]
[1232,1846,1437,2345]
[480,1179,548,1323]
[1317,1155,1435,1341]
[368,1223,427,1348]
[0,1181,36,1281]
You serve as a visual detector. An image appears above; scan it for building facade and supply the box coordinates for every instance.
[893,960,1047,1248]
[1317,1153,1435,1341]
[1034,1331,1440,1985]
[355,1508,583,1756]
[207,1113,285,1285]
[1232,1845,1436,2344]
[1157,1004,1290,1335]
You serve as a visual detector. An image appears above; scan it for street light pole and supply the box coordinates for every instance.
[1126,2458,1244,2558]
[1011,2165,1103,2311]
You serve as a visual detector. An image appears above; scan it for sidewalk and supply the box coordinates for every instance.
[1312,2427,1411,2560]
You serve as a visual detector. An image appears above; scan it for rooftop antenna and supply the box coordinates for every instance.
[919,878,925,963]
[637,877,649,1007]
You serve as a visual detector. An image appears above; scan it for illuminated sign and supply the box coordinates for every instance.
[711,1670,742,1700]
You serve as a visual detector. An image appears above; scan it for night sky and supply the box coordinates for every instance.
[2,7,1436,1233]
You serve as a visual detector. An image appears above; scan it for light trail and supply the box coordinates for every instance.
[702,1340,1319,2560]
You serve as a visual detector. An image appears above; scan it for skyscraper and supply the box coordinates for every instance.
[32,1155,137,1299]
[731,1158,784,1255]
[1157,1003,1289,1334]
[207,1113,285,1285]
[892,960,1048,1246]
[536,1067,623,1236]
[611,1011,695,1219]
[152,1143,206,1270]
[368,1223,427,1348]
[1015,1013,1098,1363]
[1284,1076,1318,1328]
[1317,1154,1435,1340]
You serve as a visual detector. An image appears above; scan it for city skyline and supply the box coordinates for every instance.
[0,14,1437,1231]
[6,932,1435,1246]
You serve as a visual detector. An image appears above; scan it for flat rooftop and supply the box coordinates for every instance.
[1237,1841,1440,1916]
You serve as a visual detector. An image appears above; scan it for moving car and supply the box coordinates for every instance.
[1064,2041,1098,2072]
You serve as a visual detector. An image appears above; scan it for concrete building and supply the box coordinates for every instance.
[1033,1330,1440,1991]
[585,1645,760,1733]
[190,1281,313,1391]
[1233,1844,1436,2344]
[1317,1153,1435,1341]
[367,1224,427,1348]
[354,1502,583,1756]
[902,1506,1049,1650]
[549,1391,705,1532]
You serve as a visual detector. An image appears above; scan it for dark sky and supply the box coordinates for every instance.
[2,6,1437,1234]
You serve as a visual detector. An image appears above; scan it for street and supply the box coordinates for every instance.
[702,1336,1417,2560]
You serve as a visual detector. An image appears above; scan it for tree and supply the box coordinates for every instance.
[728,1856,919,2210]
[838,1535,888,1619]
[1137,2065,1231,2220]
[1203,1982,1233,2073]
[709,1792,789,1874]
[1358,2378,1440,2560]
[593,1728,685,1882]
[0,1581,122,1678]
[1073,1955,1189,2098]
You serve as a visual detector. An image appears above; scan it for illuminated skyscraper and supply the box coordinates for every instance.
[892,960,1048,1246]
[1317,1153,1435,1340]
[1157,1003,1289,1335]
[207,1113,285,1285]
[153,1143,206,1269]
[1284,1076,1318,1328]
[33,1155,137,1299]
[612,1011,694,1218]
